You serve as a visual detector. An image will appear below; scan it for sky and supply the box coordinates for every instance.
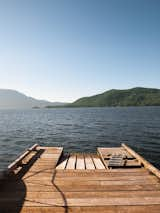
[0,0,160,102]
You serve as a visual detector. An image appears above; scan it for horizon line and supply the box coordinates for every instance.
[0,86,159,103]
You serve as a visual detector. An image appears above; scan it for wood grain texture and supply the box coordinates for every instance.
[1,145,160,213]
[92,155,105,169]
[76,154,85,170]
[84,155,95,170]
[66,155,76,170]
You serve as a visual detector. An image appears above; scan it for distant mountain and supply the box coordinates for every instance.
[0,89,67,109]
[69,87,160,107]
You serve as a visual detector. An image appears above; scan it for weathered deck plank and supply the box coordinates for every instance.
[84,155,95,170]
[66,154,76,170]
[76,154,85,170]
[2,197,160,207]
[92,155,105,169]
[1,144,160,213]
[2,190,160,200]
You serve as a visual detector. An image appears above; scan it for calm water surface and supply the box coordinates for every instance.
[0,107,160,170]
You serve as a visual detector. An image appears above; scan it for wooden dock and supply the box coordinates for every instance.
[0,144,160,212]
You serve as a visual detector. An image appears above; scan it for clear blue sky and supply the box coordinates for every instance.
[0,0,160,102]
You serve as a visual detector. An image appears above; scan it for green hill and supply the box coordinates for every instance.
[69,87,160,107]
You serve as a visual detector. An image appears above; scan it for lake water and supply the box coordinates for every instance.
[0,107,160,170]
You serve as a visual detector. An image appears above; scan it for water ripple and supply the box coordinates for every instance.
[0,107,160,170]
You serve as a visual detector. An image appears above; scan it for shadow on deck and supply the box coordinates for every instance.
[0,149,44,213]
